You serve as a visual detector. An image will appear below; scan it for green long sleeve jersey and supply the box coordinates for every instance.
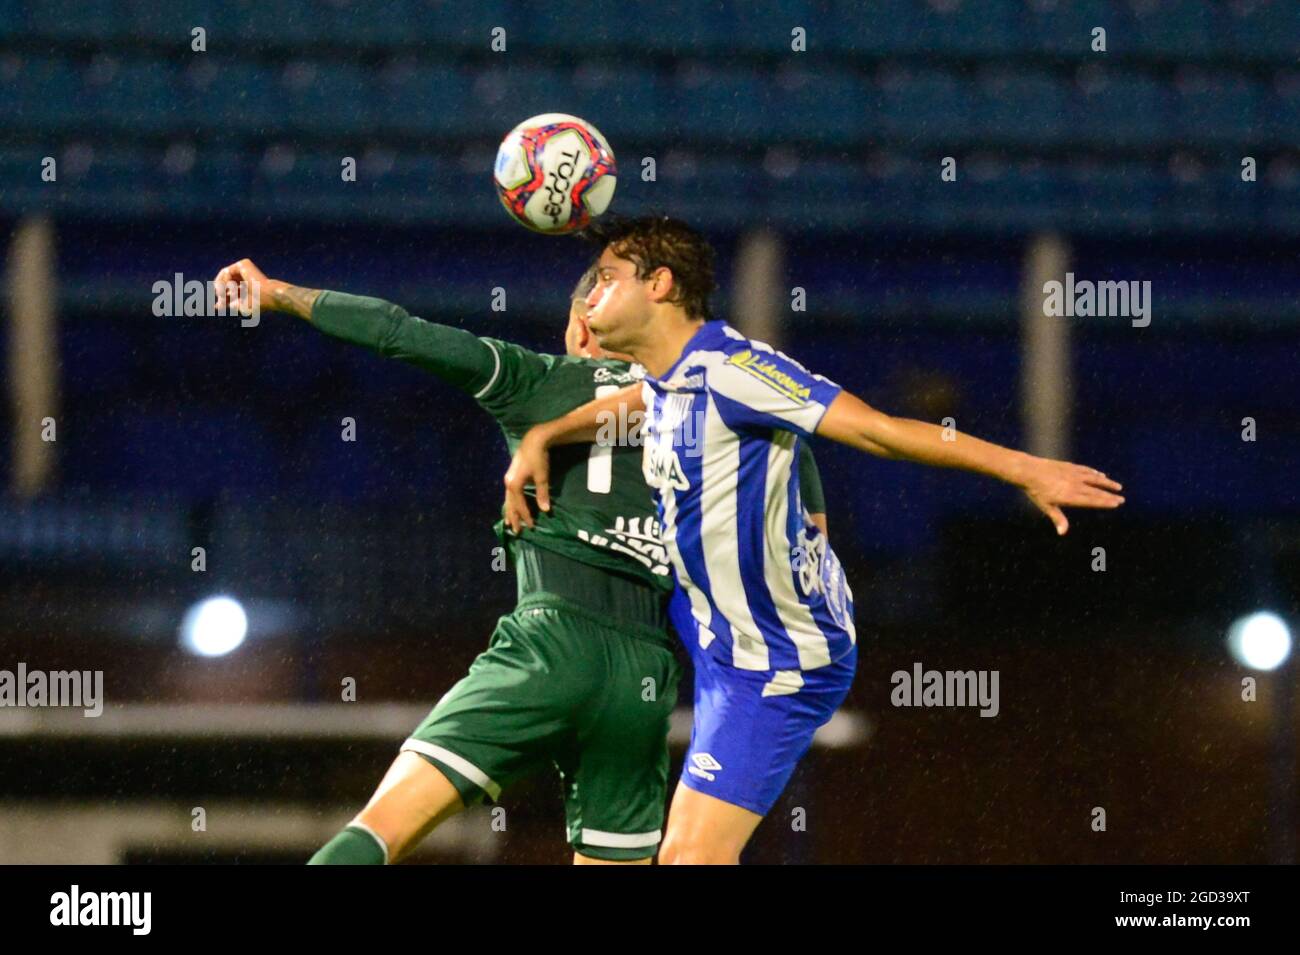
[309,290,828,604]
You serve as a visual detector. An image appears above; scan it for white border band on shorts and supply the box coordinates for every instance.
[580,828,662,849]
[401,738,503,800]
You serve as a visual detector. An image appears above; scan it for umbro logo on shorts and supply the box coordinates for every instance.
[688,752,722,782]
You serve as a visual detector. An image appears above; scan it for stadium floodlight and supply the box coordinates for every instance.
[1227,611,1293,672]
[180,596,248,657]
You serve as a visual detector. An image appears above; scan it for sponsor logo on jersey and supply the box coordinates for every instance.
[592,365,638,385]
[577,515,671,576]
[643,443,689,492]
[687,752,722,782]
[726,350,812,403]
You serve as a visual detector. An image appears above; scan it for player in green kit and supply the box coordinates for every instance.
[213,257,828,864]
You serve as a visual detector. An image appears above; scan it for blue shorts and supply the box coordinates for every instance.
[681,639,858,817]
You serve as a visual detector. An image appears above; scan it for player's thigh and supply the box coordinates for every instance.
[401,609,590,813]
[561,632,682,863]
[354,751,465,861]
[660,780,762,865]
[666,646,858,862]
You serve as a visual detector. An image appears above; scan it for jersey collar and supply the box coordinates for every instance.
[651,319,729,384]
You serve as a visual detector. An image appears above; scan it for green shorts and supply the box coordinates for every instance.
[402,600,682,861]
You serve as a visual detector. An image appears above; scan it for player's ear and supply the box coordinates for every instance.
[649,266,674,303]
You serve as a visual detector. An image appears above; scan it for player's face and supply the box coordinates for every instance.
[584,248,654,353]
[565,297,601,358]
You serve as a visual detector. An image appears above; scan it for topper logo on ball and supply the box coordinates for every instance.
[542,146,582,225]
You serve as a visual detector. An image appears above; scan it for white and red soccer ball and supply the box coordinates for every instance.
[493,113,617,234]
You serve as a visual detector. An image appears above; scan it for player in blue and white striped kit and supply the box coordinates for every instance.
[644,321,858,817]
[504,216,1125,863]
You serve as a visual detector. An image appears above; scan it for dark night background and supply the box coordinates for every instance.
[0,0,1297,863]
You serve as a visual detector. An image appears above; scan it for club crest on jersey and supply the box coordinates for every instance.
[727,350,812,403]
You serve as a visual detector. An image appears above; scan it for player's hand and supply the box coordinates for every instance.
[502,429,552,533]
[213,258,277,316]
[1019,458,1124,536]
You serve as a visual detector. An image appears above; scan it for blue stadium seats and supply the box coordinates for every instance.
[121,1,238,44]
[628,155,757,230]
[313,0,417,48]
[1127,0,1222,59]
[1,57,83,132]
[1173,73,1265,145]
[709,0,826,55]
[562,64,665,142]
[374,63,476,136]
[525,0,711,55]
[954,161,1071,232]
[404,0,510,51]
[0,0,24,39]
[1020,0,1132,57]
[279,61,374,136]
[228,0,325,48]
[25,0,126,41]
[1225,0,1300,63]
[1270,73,1300,148]
[976,70,1071,146]
[877,68,975,143]
[157,147,248,213]
[771,68,872,146]
[828,0,1017,56]
[0,3,1296,238]
[462,64,577,136]
[184,60,281,135]
[1071,70,1174,149]
[765,158,894,231]
[91,59,186,135]
[666,66,771,145]
[0,147,48,205]
[1066,161,1170,233]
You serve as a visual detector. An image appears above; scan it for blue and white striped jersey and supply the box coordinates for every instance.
[642,321,856,673]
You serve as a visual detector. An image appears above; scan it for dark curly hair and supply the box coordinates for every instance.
[581,214,717,320]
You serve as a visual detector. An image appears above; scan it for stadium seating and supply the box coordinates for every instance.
[3,0,1297,542]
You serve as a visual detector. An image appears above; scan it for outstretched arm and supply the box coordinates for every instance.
[815,390,1124,535]
[213,258,500,394]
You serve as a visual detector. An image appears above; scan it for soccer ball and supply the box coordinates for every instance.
[493,113,617,234]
